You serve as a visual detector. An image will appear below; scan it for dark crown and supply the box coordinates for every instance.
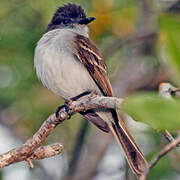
[46,3,86,32]
[55,3,86,19]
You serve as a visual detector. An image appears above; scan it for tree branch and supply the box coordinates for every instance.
[140,135,180,180]
[26,143,63,168]
[0,114,62,168]
[0,93,123,169]
[140,82,180,180]
[159,82,180,99]
[159,82,180,144]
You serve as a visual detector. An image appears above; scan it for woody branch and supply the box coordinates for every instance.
[0,93,123,169]
[1,83,178,176]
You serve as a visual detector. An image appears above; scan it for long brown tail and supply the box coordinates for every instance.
[109,109,148,179]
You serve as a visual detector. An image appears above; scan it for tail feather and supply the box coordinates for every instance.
[80,110,110,133]
[86,108,148,178]
[109,109,148,178]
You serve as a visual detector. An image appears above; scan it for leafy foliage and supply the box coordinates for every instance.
[159,14,180,81]
[123,93,180,131]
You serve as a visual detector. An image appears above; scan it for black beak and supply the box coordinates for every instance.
[78,17,96,25]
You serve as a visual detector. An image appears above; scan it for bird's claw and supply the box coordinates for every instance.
[56,105,66,119]
[56,100,72,119]
[56,91,92,119]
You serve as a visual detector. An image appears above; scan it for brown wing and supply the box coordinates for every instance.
[73,35,148,177]
[73,34,113,97]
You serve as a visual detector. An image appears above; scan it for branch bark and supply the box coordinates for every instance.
[0,114,62,168]
[0,94,123,169]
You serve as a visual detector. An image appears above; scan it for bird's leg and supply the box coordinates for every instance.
[56,91,92,119]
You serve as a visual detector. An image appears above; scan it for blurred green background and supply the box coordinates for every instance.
[0,0,180,180]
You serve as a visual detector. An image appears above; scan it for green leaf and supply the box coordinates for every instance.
[159,15,180,76]
[122,93,180,131]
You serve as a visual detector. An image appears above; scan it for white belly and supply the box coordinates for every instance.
[34,30,114,128]
[34,31,100,99]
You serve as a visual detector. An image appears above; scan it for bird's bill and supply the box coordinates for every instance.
[78,17,96,25]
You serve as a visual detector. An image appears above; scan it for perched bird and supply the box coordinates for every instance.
[34,3,148,178]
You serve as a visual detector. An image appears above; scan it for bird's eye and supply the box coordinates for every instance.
[63,19,70,24]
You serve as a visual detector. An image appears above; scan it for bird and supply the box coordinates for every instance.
[34,3,148,178]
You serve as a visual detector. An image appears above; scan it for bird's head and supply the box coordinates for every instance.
[46,3,95,34]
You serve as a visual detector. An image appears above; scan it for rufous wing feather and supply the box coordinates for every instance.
[73,34,148,178]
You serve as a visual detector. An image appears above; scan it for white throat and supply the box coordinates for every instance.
[69,24,89,37]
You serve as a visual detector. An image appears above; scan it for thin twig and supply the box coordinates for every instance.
[140,135,180,180]
[159,82,180,99]
[140,82,180,180]
[149,136,180,169]
[163,130,175,143]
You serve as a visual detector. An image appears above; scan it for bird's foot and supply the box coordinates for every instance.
[56,91,93,120]
[56,100,72,119]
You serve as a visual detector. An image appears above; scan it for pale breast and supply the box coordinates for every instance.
[34,29,100,99]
